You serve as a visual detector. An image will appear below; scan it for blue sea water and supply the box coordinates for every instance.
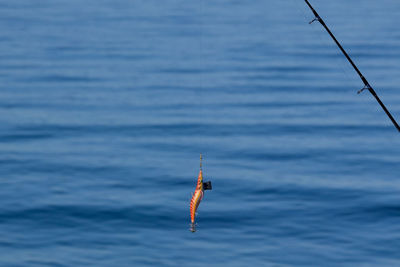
[1,0,400,266]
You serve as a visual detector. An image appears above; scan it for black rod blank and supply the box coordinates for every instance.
[304,0,400,132]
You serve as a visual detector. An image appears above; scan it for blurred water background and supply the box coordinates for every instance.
[1,0,400,266]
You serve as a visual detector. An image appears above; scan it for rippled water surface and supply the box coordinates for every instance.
[1,0,400,266]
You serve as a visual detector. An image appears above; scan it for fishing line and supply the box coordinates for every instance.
[310,10,360,96]
[291,0,358,92]
[199,0,205,154]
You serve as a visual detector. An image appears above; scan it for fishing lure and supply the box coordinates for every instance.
[189,154,212,232]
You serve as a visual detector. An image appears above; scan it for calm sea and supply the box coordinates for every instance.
[1,0,400,266]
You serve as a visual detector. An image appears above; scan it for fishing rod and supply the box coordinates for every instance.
[304,0,400,132]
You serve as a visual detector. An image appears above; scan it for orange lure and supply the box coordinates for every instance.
[190,154,212,232]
